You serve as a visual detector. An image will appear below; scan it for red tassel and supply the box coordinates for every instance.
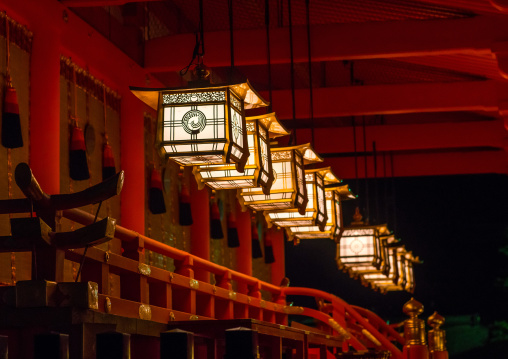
[210,199,223,239]
[2,75,23,148]
[69,125,90,180]
[179,181,193,226]
[149,168,166,214]
[102,143,116,180]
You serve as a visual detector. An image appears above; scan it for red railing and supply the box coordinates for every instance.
[281,287,403,359]
[62,208,405,358]
[63,208,285,324]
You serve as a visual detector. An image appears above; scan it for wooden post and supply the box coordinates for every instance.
[189,171,210,283]
[235,201,252,294]
[402,298,429,359]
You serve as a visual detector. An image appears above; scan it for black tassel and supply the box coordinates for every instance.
[102,142,116,181]
[149,168,166,214]
[69,125,90,180]
[227,213,240,248]
[210,199,224,239]
[2,74,23,148]
[251,221,263,258]
[178,181,193,226]
[264,233,275,264]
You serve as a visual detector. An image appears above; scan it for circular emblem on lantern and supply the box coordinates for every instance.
[350,239,364,254]
[182,109,207,134]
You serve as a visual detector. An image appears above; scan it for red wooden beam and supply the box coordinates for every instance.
[323,150,508,179]
[294,120,506,155]
[61,0,161,7]
[144,16,508,71]
[261,81,502,119]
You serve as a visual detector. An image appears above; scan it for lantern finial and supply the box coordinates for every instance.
[351,206,364,225]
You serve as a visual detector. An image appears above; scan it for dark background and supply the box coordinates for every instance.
[285,174,508,357]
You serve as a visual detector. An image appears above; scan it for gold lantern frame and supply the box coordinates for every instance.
[286,184,356,241]
[192,112,289,194]
[238,143,322,214]
[130,80,268,170]
[265,167,341,230]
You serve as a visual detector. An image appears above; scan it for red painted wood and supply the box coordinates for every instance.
[264,81,501,120]
[403,344,430,359]
[236,201,252,294]
[144,16,508,71]
[190,172,210,283]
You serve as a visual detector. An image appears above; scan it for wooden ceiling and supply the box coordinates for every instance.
[63,0,508,178]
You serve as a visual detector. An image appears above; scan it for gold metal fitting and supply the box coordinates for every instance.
[428,311,447,352]
[402,298,427,346]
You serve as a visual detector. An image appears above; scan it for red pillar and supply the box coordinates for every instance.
[10,2,61,194]
[236,202,252,294]
[189,173,210,283]
[270,228,285,286]
[403,345,429,359]
[120,99,146,233]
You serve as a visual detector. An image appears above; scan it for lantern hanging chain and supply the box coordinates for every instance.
[265,0,273,113]
[352,116,359,195]
[228,0,235,80]
[390,152,397,234]
[288,0,297,145]
[383,152,389,227]
[306,0,315,147]
[373,140,380,225]
[362,115,370,224]
[180,0,205,76]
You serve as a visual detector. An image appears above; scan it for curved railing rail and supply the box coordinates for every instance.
[62,208,403,358]
[281,287,403,359]
[351,305,405,346]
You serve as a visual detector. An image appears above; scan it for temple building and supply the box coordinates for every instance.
[0,0,507,358]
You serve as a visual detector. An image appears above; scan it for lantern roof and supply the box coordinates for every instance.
[330,184,356,201]
[342,223,391,237]
[130,78,269,111]
[247,112,290,138]
[305,166,342,185]
[271,143,323,164]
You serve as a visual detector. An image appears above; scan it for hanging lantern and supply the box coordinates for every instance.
[404,250,417,293]
[265,167,340,230]
[336,214,391,276]
[286,184,356,241]
[192,112,289,194]
[238,143,322,213]
[130,79,268,170]
[362,240,404,292]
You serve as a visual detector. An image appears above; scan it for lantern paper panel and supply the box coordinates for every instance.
[130,80,268,169]
[286,183,355,241]
[266,167,340,230]
[337,224,390,274]
[239,143,322,214]
[192,112,289,193]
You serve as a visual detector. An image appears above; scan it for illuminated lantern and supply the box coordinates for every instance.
[130,80,268,169]
[404,250,417,293]
[363,241,403,292]
[192,113,289,193]
[238,143,322,214]
[336,215,391,276]
[265,167,340,229]
[286,184,355,241]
